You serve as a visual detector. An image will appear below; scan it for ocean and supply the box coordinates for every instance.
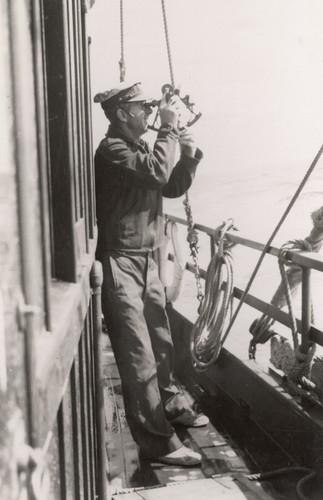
[160,128,323,358]
[88,0,323,358]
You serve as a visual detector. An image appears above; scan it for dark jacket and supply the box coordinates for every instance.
[95,124,203,257]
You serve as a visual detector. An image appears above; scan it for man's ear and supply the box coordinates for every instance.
[117,107,128,122]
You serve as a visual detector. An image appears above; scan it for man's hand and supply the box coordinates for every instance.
[179,128,197,158]
[159,93,181,127]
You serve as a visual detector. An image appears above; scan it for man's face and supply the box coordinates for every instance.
[121,101,154,136]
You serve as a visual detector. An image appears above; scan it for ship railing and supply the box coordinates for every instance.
[164,213,323,353]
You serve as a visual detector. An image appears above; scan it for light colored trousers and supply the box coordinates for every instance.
[101,250,186,458]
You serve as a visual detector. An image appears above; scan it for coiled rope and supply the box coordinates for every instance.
[190,220,236,370]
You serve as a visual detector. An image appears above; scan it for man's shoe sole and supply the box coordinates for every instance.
[156,456,201,466]
[170,414,209,427]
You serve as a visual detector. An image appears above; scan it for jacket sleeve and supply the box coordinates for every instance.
[97,127,180,189]
[162,148,203,198]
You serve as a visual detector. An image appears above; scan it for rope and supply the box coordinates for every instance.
[247,466,316,500]
[249,241,306,359]
[277,241,320,403]
[160,0,175,87]
[249,207,323,356]
[221,142,323,348]
[119,0,126,82]
[191,220,236,370]
[278,240,314,350]
[249,237,321,403]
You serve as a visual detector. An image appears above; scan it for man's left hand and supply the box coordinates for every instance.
[179,129,197,158]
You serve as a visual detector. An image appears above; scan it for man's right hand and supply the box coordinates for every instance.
[159,93,181,128]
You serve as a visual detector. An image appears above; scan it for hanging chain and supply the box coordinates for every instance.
[161,0,203,307]
[119,0,126,82]
[183,194,204,306]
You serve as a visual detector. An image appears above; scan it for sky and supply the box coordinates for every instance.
[88,0,323,172]
[87,1,323,326]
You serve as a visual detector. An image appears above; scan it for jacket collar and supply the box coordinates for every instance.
[107,125,147,150]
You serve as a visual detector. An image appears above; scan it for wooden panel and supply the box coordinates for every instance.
[83,33,96,239]
[0,9,28,495]
[43,0,77,282]
[47,419,63,500]
[66,0,81,221]
[31,0,53,331]
[73,0,87,225]
[70,356,85,500]
[33,243,96,444]
[84,313,97,497]
[60,381,77,499]
[79,326,94,498]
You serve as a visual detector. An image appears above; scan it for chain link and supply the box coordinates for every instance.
[183,192,204,306]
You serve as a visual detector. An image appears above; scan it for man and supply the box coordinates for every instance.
[94,81,207,466]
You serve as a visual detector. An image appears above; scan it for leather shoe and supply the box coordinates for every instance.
[156,445,201,466]
[169,408,209,427]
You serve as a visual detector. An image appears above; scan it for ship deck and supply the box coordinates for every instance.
[102,335,318,499]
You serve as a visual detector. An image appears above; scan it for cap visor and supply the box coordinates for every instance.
[126,91,156,102]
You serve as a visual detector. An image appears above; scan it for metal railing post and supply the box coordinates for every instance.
[210,235,216,257]
[90,261,108,500]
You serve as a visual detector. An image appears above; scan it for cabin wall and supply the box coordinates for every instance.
[1,0,107,499]
[0,3,29,498]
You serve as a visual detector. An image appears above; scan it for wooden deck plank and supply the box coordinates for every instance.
[111,476,274,499]
[102,338,264,496]
[102,326,322,499]
[103,336,310,499]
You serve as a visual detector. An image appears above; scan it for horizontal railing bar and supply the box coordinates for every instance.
[288,251,323,273]
[165,213,220,237]
[234,287,323,347]
[234,286,301,328]
[168,252,323,347]
[165,213,323,271]
[228,233,278,257]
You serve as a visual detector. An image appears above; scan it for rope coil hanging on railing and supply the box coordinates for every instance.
[190,220,237,371]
